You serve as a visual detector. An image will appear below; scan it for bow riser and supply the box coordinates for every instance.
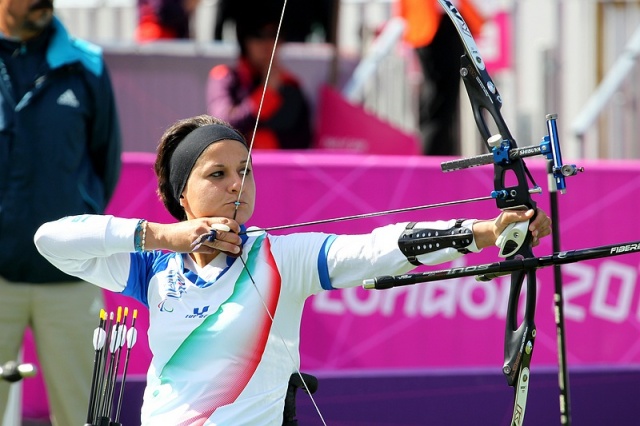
[441,2,541,424]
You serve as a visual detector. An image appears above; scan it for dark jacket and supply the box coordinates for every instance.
[0,17,121,283]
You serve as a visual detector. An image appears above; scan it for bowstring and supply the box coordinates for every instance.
[233,1,327,424]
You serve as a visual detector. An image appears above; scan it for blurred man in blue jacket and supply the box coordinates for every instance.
[0,1,121,425]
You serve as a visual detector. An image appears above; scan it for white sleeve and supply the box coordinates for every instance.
[327,220,480,289]
[34,215,138,292]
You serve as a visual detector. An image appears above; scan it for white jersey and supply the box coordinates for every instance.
[34,215,478,425]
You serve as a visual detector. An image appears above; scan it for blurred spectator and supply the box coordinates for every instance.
[0,1,121,425]
[397,0,485,155]
[214,0,335,43]
[136,0,201,42]
[207,13,312,150]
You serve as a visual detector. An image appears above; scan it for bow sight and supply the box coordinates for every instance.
[440,114,583,195]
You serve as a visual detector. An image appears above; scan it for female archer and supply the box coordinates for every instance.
[34,114,551,425]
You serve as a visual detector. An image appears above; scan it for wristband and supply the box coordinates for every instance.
[134,219,148,252]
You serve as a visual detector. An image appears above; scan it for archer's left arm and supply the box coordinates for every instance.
[327,220,478,290]
[326,209,551,290]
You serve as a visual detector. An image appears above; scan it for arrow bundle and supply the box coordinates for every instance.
[85,307,138,426]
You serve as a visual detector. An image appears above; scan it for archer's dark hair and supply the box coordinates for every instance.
[154,115,245,221]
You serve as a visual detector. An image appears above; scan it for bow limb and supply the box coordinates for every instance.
[503,248,537,426]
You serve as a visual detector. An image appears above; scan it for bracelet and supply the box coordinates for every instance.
[134,219,148,252]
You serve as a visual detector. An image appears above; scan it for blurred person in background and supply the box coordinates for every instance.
[136,0,201,42]
[397,0,485,156]
[0,1,121,425]
[214,0,335,43]
[207,10,312,150]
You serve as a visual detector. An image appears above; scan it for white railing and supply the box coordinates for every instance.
[342,17,418,133]
[572,24,640,158]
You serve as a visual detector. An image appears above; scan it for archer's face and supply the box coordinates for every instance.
[180,140,255,225]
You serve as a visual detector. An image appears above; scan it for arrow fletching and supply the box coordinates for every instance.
[93,328,107,351]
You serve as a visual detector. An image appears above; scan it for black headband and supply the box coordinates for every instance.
[169,124,247,203]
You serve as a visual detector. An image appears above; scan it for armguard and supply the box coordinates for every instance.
[399,219,474,266]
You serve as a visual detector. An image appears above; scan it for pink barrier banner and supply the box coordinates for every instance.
[23,152,640,415]
[104,153,640,371]
[314,86,421,155]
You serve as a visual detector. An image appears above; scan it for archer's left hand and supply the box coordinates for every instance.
[474,208,551,249]
[495,208,551,247]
